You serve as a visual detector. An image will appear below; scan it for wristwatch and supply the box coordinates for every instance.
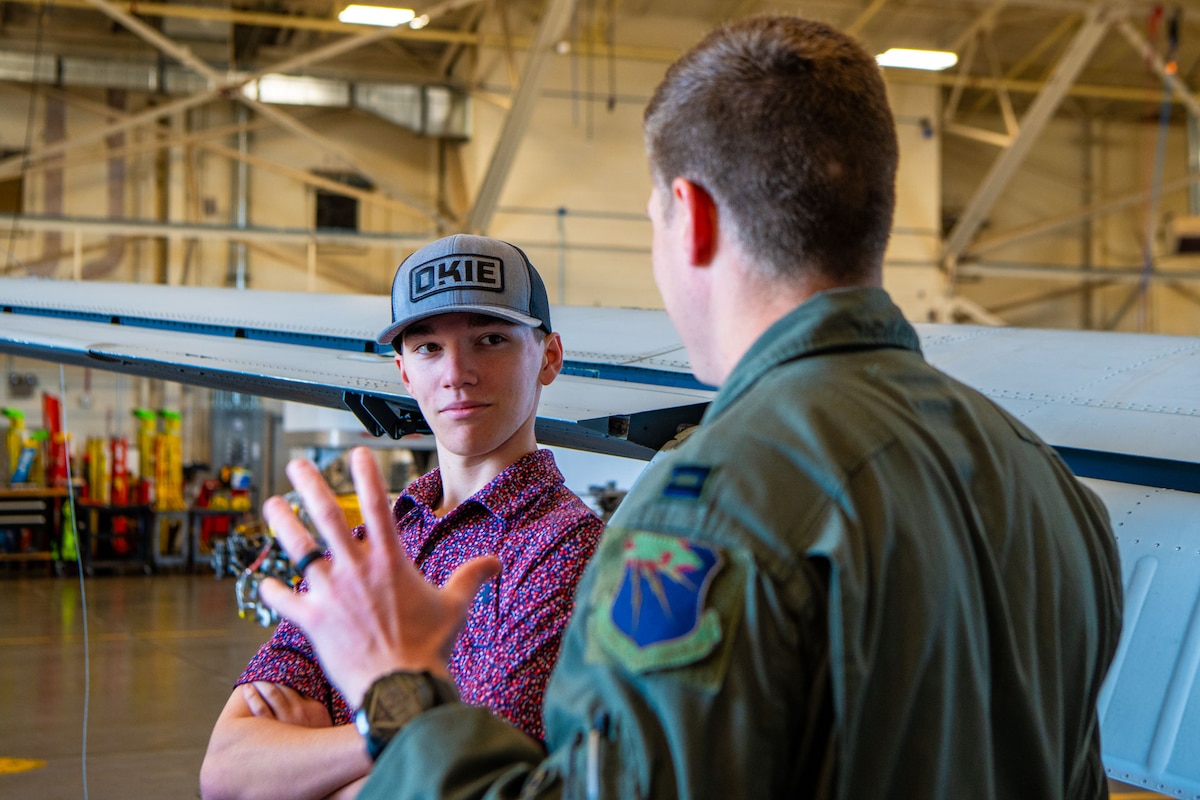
[354,670,458,761]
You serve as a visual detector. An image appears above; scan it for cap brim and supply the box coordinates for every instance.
[375,304,544,346]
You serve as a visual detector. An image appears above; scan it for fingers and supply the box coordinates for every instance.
[259,575,307,625]
[348,447,400,561]
[262,495,319,570]
[240,683,275,719]
[285,459,354,554]
[244,681,291,719]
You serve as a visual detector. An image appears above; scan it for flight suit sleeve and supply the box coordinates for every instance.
[359,705,556,800]
[356,490,833,800]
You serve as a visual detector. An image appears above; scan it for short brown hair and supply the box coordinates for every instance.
[644,16,897,283]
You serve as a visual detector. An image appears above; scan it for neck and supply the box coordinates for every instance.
[705,261,877,385]
[432,436,537,517]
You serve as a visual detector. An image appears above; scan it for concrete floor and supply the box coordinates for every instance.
[0,571,1177,799]
[0,572,266,799]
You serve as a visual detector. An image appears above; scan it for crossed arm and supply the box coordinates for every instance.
[200,680,370,800]
[201,449,499,800]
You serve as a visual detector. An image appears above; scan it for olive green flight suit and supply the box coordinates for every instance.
[362,287,1123,800]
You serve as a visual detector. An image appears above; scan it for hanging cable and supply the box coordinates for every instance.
[606,0,616,113]
[59,364,90,800]
[569,0,580,129]
[1138,5,1179,331]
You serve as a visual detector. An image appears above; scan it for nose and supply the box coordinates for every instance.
[440,343,478,389]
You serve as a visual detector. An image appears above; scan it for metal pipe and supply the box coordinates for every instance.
[228,104,250,289]
[465,0,576,233]
[1189,112,1200,216]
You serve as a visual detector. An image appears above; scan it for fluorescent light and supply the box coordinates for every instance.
[875,48,958,71]
[338,4,415,27]
[409,14,430,29]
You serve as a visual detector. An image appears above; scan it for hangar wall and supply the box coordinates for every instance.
[3,40,1196,333]
[2,24,1199,476]
[947,114,1198,334]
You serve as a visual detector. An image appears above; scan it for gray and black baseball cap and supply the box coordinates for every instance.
[376,234,552,347]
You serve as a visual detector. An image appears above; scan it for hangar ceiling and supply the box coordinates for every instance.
[0,0,1194,121]
[0,0,1197,324]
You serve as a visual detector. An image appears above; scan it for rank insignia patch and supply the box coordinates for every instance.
[662,464,711,499]
[595,531,725,673]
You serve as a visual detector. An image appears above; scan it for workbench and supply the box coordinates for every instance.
[0,487,67,569]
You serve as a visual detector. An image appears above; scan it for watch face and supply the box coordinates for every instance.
[356,671,437,759]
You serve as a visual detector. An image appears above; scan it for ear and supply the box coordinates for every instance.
[539,332,564,386]
[395,353,413,393]
[672,177,717,266]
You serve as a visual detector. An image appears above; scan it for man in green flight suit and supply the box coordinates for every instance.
[261,15,1123,799]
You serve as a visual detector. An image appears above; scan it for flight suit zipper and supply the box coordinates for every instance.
[585,711,610,800]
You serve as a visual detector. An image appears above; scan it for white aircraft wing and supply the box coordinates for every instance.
[0,277,711,459]
[3,276,1200,796]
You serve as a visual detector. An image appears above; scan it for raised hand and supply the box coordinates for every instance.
[258,447,501,707]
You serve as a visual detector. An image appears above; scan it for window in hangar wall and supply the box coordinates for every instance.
[0,149,23,214]
[313,171,374,232]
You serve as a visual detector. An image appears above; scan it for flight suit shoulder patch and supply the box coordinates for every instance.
[591,530,736,676]
[661,464,712,500]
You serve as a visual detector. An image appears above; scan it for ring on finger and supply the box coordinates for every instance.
[293,548,326,578]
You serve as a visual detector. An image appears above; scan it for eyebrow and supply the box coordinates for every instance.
[401,314,516,342]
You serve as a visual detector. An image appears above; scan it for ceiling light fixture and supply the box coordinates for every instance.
[409,14,430,29]
[337,4,416,27]
[875,48,958,71]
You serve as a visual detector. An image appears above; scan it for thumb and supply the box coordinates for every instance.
[442,555,502,608]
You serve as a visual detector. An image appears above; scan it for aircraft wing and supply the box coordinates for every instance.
[3,276,1200,795]
[0,277,712,460]
[915,323,1200,797]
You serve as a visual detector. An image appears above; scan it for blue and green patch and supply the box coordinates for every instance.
[591,531,730,675]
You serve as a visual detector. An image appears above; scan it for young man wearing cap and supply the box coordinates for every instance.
[199,235,603,800]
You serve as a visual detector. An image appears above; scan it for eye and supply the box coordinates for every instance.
[410,341,440,355]
[479,333,508,346]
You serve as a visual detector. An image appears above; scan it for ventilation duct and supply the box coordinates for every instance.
[0,52,470,139]
[1165,215,1200,255]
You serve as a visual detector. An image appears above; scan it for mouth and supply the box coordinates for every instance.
[440,401,488,418]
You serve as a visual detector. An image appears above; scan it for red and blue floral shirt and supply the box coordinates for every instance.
[237,449,602,741]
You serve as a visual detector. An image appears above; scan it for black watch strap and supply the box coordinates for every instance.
[355,670,458,761]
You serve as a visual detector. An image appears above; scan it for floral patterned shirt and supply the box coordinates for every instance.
[237,449,602,741]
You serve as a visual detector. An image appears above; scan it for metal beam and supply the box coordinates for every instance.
[968,171,1200,257]
[5,87,430,223]
[956,262,1200,283]
[985,280,1114,315]
[846,0,892,37]
[941,4,1116,271]
[0,213,426,248]
[1114,18,1200,119]
[81,0,443,225]
[965,13,1077,117]
[944,122,1013,149]
[0,23,401,180]
[981,27,1019,136]
[944,34,980,123]
[949,0,1007,53]
[890,69,1200,107]
[464,0,576,234]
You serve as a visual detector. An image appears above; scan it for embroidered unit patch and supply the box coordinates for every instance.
[662,465,711,499]
[595,531,725,672]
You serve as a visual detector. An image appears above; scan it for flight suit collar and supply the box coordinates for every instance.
[706,286,921,422]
